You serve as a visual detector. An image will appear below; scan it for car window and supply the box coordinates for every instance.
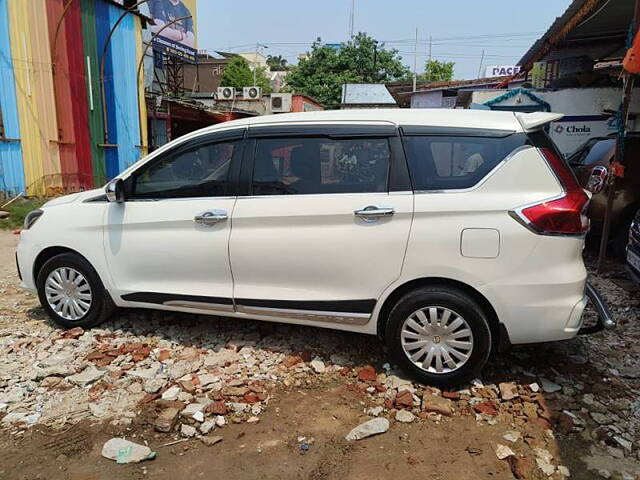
[131,140,238,199]
[252,137,390,195]
[403,134,528,191]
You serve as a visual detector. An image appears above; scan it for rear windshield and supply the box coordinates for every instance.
[403,133,528,191]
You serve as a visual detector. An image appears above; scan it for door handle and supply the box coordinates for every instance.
[354,205,395,222]
[194,209,228,226]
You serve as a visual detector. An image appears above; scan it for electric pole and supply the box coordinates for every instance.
[477,49,485,78]
[412,27,418,92]
[349,0,355,38]
[253,43,267,87]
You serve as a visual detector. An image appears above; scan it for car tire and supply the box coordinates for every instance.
[385,286,492,387]
[36,253,115,329]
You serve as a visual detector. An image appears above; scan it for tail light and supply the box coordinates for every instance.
[512,148,590,236]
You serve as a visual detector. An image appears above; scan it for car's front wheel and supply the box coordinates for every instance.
[36,252,115,329]
[385,286,492,387]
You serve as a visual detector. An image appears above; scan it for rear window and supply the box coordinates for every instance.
[403,133,528,191]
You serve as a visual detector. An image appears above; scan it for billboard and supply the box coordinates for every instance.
[142,0,198,63]
[485,65,520,77]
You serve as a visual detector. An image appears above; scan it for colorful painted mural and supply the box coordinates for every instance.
[0,0,148,197]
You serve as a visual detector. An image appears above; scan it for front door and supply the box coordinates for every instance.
[229,126,413,325]
[104,132,243,311]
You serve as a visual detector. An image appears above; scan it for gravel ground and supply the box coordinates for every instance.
[1,230,639,479]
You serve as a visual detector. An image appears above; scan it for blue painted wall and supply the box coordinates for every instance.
[95,0,141,180]
[0,0,25,196]
[95,0,119,180]
[108,5,141,174]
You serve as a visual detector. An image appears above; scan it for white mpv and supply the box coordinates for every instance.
[17,109,612,386]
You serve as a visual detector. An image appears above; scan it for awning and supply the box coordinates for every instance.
[519,0,636,71]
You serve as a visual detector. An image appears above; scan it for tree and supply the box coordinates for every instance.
[419,60,455,83]
[285,33,410,108]
[220,56,271,93]
[267,54,288,71]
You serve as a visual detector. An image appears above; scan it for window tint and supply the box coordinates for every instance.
[132,140,237,199]
[403,134,527,191]
[252,137,390,195]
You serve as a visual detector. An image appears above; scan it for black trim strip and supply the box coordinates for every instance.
[401,126,516,138]
[121,292,376,314]
[121,292,234,306]
[388,134,412,192]
[248,124,397,138]
[235,298,376,314]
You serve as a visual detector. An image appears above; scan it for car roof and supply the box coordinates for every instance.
[203,108,525,133]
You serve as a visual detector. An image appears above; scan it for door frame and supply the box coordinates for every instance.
[229,122,414,323]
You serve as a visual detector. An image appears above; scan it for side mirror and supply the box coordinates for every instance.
[105,178,126,203]
[586,165,608,194]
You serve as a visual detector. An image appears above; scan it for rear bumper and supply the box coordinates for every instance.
[480,277,588,344]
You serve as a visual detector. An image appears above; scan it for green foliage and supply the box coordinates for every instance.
[266,54,288,71]
[418,59,455,83]
[286,33,410,108]
[0,198,45,230]
[221,56,271,94]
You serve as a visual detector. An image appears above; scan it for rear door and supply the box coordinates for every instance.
[229,123,413,325]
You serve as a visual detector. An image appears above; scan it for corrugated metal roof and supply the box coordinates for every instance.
[518,0,634,69]
[341,83,397,105]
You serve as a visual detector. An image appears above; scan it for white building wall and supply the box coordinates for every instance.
[471,88,640,116]
[471,87,640,156]
[411,90,443,108]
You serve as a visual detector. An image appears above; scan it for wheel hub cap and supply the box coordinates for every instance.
[400,306,474,374]
[45,267,92,321]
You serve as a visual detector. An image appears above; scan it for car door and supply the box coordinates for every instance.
[229,123,413,325]
[103,130,244,312]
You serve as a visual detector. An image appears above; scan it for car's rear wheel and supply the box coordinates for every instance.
[36,253,115,329]
[385,286,492,387]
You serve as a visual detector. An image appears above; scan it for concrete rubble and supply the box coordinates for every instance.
[1,256,640,478]
[345,418,390,441]
[102,438,155,463]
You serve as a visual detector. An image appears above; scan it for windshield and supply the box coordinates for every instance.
[571,139,615,167]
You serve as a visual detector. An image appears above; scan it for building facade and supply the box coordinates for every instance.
[0,0,147,197]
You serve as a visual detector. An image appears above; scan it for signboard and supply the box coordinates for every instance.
[549,116,617,157]
[152,35,197,63]
[531,61,547,88]
[143,0,198,64]
[147,0,197,48]
[485,65,520,77]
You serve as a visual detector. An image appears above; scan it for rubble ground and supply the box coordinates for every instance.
[1,231,639,480]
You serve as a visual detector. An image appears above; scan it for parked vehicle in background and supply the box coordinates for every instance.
[627,209,640,283]
[16,109,614,386]
[569,134,640,257]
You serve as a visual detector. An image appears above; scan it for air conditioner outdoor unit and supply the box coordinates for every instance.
[243,86,262,100]
[217,86,236,100]
[270,93,293,113]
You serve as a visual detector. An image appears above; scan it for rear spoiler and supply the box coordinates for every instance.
[515,112,564,132]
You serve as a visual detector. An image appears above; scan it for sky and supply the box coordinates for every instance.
[196,0,572,80]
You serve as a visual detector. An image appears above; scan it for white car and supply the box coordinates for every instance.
[16,109,605,385]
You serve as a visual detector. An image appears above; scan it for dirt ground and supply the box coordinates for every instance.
[1,230,639,480]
